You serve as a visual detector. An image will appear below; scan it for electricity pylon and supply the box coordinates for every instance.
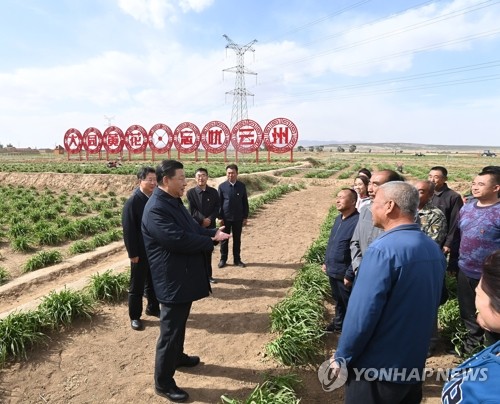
[223,35,257,129]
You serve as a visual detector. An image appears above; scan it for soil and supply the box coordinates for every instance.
[0,174,460,404]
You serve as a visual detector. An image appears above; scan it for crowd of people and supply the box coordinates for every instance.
[121,159,499,403]
[324,165,499,404]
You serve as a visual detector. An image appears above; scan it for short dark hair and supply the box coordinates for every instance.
[478,171,500,186]
[137,166,155,181]
[226,163,238,173]
[195,167,209,176]
[341,187,358,202]
[430,166,448,178]
[380,169,405,183]
[481,250,500,313]
[156,159,183,183]
[358,168,372,179]
[480,165,500,174]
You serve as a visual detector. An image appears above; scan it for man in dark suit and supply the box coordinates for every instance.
[187,167,220,283]
[218,163,249,268]
[142,159,230,402]
[122,166,160,331]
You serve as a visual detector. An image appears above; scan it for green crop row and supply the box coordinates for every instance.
[265,205,336,367]
[0,269,129,366]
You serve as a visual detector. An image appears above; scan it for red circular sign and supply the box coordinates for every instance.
[231,119,263,153]
[148,123,173,153]
[103,126,125,153]
[200,121,231,154]
[82,127,103,154]
[173,122,200,154]
[125,125,148,153]
[263,118,298,153]
[64,128,83,154]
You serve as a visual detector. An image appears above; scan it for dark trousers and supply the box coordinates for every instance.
[220,220,243,262]
[155,302,192,390]
[128,261,159,320]
[458,271,500,352]
[329,276,351,331]
[205,251,213,278]
[345,376,422,404]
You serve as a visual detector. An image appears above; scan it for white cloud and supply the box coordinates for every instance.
[117,0,175,28]
[179,0,214,13]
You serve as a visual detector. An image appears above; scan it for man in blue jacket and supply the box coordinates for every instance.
[322,188,359,333]
[333,182,446,403]
[142,159,230,403]
[218,163,249,268]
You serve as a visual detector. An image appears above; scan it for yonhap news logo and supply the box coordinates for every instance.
[318,357,348,392]
[318,357,489,391]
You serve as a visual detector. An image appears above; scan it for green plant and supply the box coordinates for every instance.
[68,240,94,255]
[0,310,48,363]
[0,266,10,285]
[87,270,129,302]
[23,250,63,273]
[10,236,33,253]
[38,289,94,328]
[221,374,301,404]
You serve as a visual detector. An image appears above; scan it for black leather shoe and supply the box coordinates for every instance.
[209,277,217,284]
[155,386,189,402]
[145,308,160,318]
[131,319,143,331]
[218,260,227,268]
[176,355,200,368]
[235,260,246,268]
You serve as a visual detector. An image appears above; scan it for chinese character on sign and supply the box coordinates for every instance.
[87,134,97,147]
[130,133,143,147]
[208,129,222,145]
[66,133,79,148]
[272,127,289,144]
[180,129,194,145]
[107,133,119,147]
[238,128,255,145]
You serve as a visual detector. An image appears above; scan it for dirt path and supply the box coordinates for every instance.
[0,184,341,404]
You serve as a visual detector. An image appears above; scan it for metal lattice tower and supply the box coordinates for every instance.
[223,35,257,129]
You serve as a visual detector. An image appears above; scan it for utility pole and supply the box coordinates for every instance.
[104,115,115,127]
[223,35,257,129]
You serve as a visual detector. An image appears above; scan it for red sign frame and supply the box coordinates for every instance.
[64,128,83,154]
[103,126,125,154]
[231,119,263,153]
[149,123,174,153]
[200,121,231,154]
[173,122,201,154]
[263,117,298,153]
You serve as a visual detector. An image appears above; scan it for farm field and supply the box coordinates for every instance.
[0,152,493,403]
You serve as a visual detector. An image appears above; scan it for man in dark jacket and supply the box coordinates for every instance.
[322,188,359,333]
[142,159,230,403]
[187,167,220,283]
[428,166,463,256]
[218,163,249,268]
[122,166,159,331]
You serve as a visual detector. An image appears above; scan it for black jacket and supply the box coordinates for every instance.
[218,180,249,221]
[142,187,216,304]
[186,185,220,229]
[122,187,149,260]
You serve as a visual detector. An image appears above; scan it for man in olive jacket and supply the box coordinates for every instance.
[142,159,230,403]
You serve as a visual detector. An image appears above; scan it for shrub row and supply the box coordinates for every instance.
[0,269,129,366]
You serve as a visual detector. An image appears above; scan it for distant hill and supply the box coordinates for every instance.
[296,140,497,153]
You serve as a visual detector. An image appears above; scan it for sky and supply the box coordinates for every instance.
[1,0,500,148]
